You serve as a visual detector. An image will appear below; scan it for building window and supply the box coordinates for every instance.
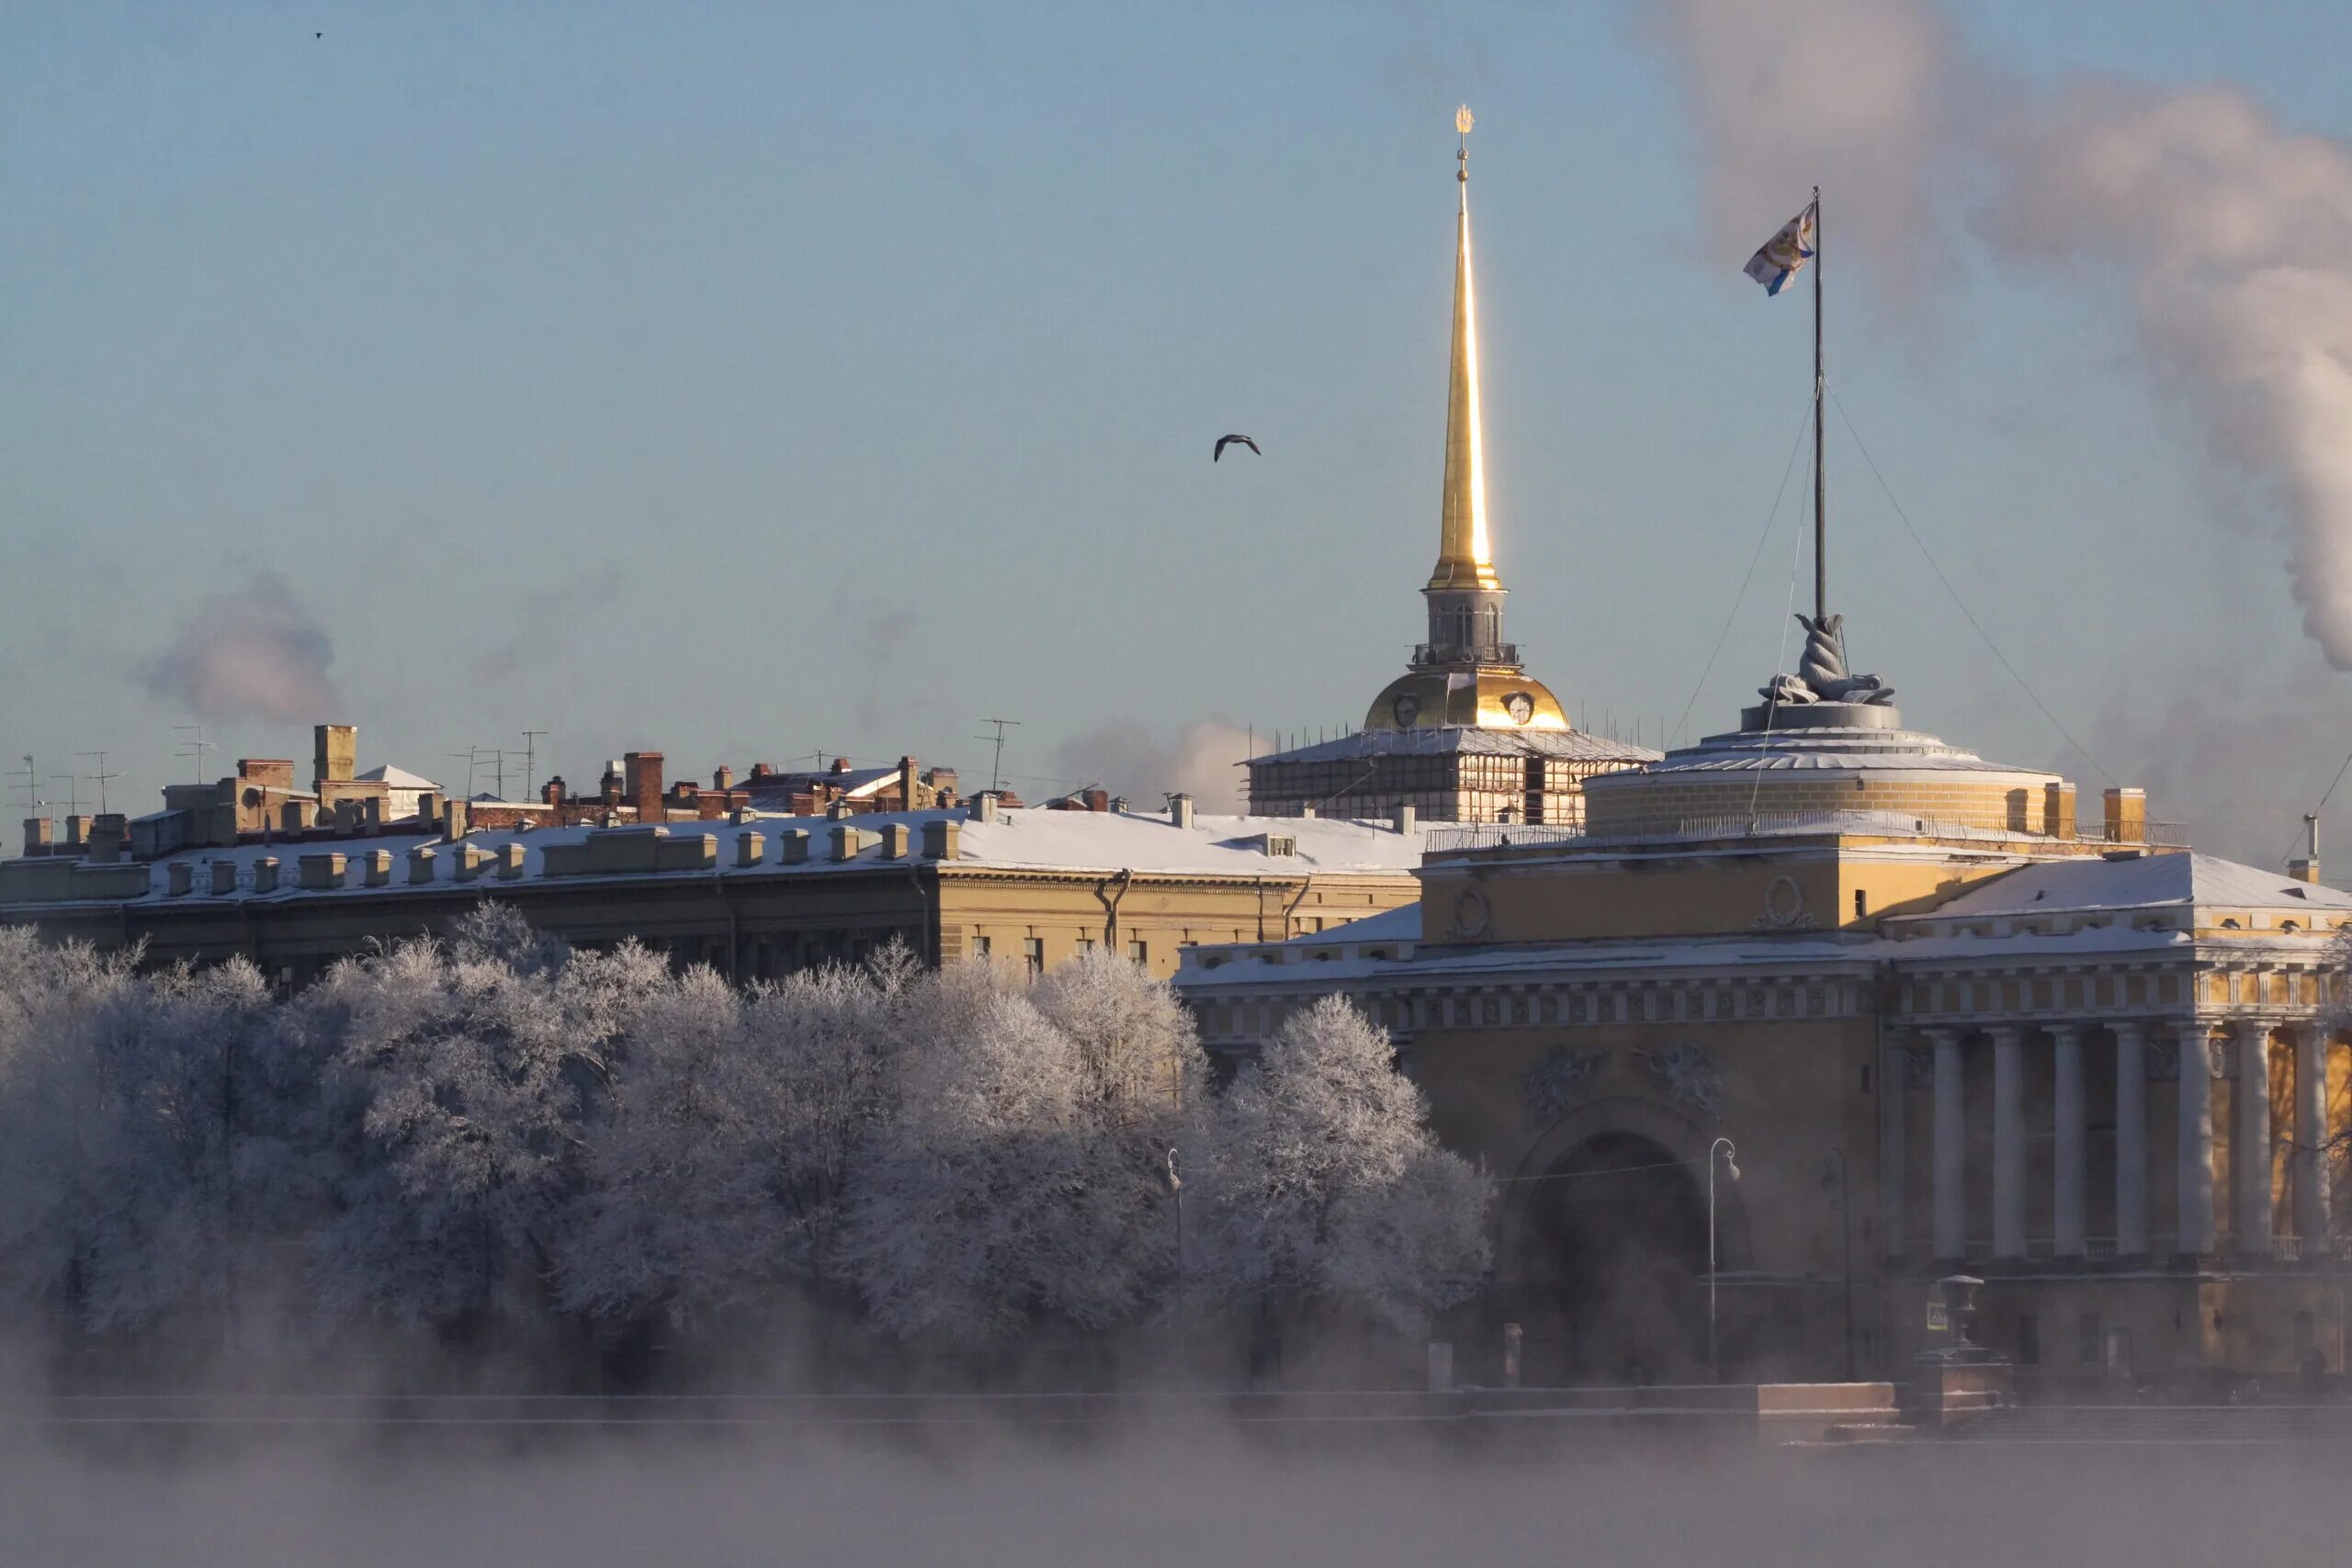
[2078,1312,2102,1364]
[1854,888,1869,919]
[2017,1314,2041,1366]
[973,934,992,958]
[1023,937,1044,976]
[1127,939,1147,964]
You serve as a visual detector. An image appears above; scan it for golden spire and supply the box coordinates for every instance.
[1430,104,1501,592]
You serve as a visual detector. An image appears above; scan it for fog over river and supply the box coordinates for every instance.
[1,1423,2335,1567]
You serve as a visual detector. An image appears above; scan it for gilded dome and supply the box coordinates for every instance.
[1364,668,1570,733]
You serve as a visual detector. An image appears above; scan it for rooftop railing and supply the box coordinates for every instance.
[1426,808,2188,857]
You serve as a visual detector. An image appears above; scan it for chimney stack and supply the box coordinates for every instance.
[972,792,1001,825]
[2101,786,2146,845]
[899,755,919,810]
[922,819,961,861]
[625,751,664,824]
[21,818,53,856]
[1393,803,1417,835]
[86,815,127,864]
[714,764,734,792]
[1168,793,1195,830]
[2290,812,2322,885]
[543,776,567,807]
[312,724,357,794]
[1084,788,1109,813]
[2043,781,2078,840]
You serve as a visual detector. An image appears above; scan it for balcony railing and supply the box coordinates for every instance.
[1409,642,1520,669]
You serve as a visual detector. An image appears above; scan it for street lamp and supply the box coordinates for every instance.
[1708,1136,1740,1382]
[1167,1146,1189,1381]
[1822,1146,1855,1382]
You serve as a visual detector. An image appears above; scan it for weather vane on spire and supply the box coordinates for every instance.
[1456,104,1473,182]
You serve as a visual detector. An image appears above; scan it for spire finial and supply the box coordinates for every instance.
[1428,105,1498,593]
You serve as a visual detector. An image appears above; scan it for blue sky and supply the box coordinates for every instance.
[5,1,2351,864]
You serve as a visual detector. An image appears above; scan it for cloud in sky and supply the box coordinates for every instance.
[1649,0,2352,668]
[138,570,340,725]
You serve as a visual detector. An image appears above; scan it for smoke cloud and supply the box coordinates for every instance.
[138,570,340,724]
[1051,718,1254,811]
[1649,0,2352,666]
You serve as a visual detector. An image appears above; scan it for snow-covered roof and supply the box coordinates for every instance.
[32,807,1428,908]
[742,767,897,798]
[1916,852,2352,919]
[357,764,441,791]
[1251,728,1658,765]
[1613,725,2054,780]
[1177,848,2350,997]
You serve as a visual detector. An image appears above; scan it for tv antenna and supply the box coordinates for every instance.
[175,724,213,785]
[8,754,46,819]
[48,771,85,817]
[448,747,487,800]
[977,717,1021,795]
[521,730,548,798]
[75,751,123,816]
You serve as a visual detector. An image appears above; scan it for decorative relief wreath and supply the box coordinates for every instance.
[1452,886,1492,940]
[1759,873,1809,930]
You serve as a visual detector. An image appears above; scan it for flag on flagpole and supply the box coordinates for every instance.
[1743,205,1816,296]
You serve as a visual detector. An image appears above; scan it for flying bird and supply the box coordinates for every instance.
[1213,434,1261,462]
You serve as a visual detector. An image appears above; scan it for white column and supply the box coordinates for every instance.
[2177,1031,2216,1257]
[2293,1022,2329,1251]
[1880,1036,1907,1260]
[2238,1020,2274,1257]
[2052,1024,2086,1258]
[1932,1028,1965,1260]
[2113,1022,2149,1257]
[1992,1026,2027,1259]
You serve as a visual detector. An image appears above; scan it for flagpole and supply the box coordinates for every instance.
[1812,185,1826,624]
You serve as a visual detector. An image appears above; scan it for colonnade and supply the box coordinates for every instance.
[1880,1017,2336,1263]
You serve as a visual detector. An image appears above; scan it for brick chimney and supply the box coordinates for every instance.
[714,764,734,792]
[543,776,567,807]
[625,751,664,823]
[21,818,53,856]
[601,761,625,806]
[1085,787,1109,813]
[899,755,919,810]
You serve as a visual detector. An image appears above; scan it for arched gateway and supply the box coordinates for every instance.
[1503,1125,1719,1385]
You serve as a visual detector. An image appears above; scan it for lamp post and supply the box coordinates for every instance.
[1167,1146,1188,1381]
[1822,1146,1855,1381]
[1708,1136,1740,1382]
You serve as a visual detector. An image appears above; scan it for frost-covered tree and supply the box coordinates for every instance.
[836,962,1174,1343]
[0,931,151,1328]
[1195,995,1490,1335]
[310,909,665,1341]
[558,944,912,1333]
[1030,945,1204,1121]
[0,934,328,1359]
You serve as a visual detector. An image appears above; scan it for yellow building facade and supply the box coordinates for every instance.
[1184,637,2352,1393]
[0,801,1425,989]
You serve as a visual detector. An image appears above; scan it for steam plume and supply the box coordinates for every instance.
[1651,0,2352,666]
[1051,719,1253,811]
[138,570,341,724]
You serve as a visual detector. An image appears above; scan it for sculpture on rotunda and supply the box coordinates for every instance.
[1758,612,1896,707]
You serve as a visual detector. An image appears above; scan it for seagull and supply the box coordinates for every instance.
[1213,434,1261,462]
